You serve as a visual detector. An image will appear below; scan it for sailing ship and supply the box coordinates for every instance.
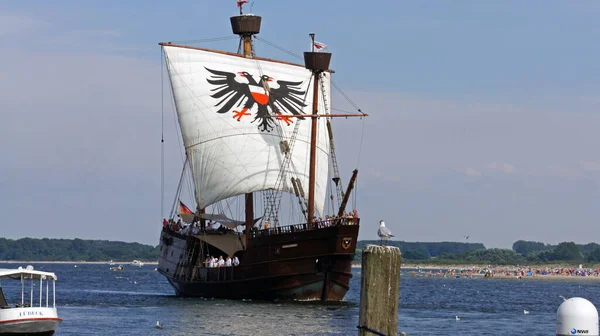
[157,3,366,301]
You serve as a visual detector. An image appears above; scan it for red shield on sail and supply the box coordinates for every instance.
[251,91,269,105]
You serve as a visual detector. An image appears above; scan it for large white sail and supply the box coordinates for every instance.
[163,45,331,215]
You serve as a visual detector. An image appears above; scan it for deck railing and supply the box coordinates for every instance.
[162,217,359,241]
[249,217,359,239]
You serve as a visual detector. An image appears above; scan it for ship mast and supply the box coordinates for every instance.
[304,34,332,225]
[230,7,262,242]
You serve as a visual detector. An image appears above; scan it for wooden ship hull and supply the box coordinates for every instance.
[157,219,359,300]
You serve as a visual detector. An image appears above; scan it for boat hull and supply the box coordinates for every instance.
[0,308,61,335]
[158,222,359,301]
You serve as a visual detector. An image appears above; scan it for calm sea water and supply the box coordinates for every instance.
[1,263,599,335]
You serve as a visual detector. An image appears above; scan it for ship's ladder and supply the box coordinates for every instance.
[320,76,344,207]
[259,71,311,226]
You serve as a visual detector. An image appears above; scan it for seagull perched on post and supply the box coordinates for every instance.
[377,220,394,246]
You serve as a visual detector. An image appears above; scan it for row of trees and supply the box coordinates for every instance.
[353,240,486,263]
[0,238,158,261]
[353,240,600,265]
[3,237,598,265]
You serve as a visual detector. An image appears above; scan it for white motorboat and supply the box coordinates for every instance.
[0,266,62,335]
[131,260,144,267]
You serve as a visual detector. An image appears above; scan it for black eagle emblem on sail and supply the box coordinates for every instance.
[205,67,307,132]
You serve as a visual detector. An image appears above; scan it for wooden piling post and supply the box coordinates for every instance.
[358,245,401,336]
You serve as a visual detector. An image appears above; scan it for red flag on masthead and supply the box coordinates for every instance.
[314,41,327,51]
[237,0,248,7]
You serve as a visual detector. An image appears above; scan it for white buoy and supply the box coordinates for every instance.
[557,297,599,336]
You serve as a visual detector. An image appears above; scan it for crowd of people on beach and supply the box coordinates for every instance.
[411,265,600,279]
[487,265,600,278]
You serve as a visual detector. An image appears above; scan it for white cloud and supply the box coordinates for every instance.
[580,161,600,172]
[488,162,516,174]
[46,29,122,45]
[367,169,402,182]
[332,90,600,187]
[545,166,581,179]
[0,14,38,37]
[463,167,482,177]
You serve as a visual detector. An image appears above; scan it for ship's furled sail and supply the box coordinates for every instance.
[163,46,331,215]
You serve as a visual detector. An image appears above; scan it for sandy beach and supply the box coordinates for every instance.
[3,261,598,281]
[400,263,600,282]
[348,263,600,282]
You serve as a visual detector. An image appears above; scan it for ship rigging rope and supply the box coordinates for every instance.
[167,71,195,206]
[169,36,238,44]
[169,157,189,219]
[255,37,366,116]
[164,51,195,216]
[268,73,315,223]
[161,51,201,213]
[255,36,368,171]
[256,37,367,213]
[161,48,165,219]
[251,52,314,224]
[255,37,302,61]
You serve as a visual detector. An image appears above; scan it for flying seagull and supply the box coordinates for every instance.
[377,220,394,246]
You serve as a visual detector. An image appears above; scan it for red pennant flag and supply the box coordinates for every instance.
[314,41,327,51]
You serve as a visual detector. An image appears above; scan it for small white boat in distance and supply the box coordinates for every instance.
[0,266,62,335]
[131,260,144,267]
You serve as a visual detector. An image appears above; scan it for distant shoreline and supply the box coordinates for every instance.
[351,263,600,282]
[0,260,159,265]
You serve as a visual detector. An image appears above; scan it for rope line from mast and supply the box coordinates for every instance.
[254,37,303,60]
[169,157,189,219]
[331,80,365,115]
[169,36,238,44]
[267,72,315,224]
[251,49,313,226]
[161,48,165,220]
[167,71,195,204]
[255,36,366,117]
[162,51,199,212]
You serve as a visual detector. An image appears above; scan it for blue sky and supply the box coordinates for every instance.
[1,1,599,248]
